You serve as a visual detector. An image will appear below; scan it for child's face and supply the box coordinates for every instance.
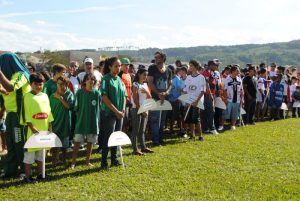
[110,60,121,76]
[85,77,96,88]
[140,72,148,82]
[31,82,44,94]
[57,80,68,94]
[57,70,66,77]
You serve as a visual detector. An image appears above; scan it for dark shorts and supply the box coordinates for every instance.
[184,106,200,124]
[170,100,182,120]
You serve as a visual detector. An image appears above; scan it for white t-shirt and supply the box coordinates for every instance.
[69,75,80,93]
[256,77,266,102]
[131,82,149,108]
[183,74,206,104]
[224,76,243,103]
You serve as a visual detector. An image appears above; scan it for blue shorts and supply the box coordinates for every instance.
[223,102,240,120]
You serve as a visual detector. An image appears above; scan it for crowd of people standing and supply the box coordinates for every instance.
[0,51,299,183]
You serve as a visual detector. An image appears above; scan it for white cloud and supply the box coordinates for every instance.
[35,20,46,25]
[133,23,170,31]
[0,0,13,6]
[0,4,135,18]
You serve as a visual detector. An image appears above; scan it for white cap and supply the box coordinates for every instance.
[84,58,94,64]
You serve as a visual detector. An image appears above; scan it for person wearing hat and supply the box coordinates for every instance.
[78,58,100,89]
[242,66,257,125]
[202,59,221,134]
[0,52,31,178]
[118,58,132,133]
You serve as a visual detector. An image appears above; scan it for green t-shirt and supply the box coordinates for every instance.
[100,74,127,114]
[21,92,54,152]
[43,79,57,98]
[2,72,31,112]
[74,88,101,135]
[49,90,74,139]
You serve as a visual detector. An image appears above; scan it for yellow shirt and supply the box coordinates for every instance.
[2,72,31,112]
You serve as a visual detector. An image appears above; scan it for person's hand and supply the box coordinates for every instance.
[115,111,124,119]
[54,93,62,100]
[31,127,39,134]
[192,100,199,107]
[142,112,148,118]
[158,93,166,103]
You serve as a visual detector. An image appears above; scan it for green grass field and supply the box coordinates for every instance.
[1,119,300,200]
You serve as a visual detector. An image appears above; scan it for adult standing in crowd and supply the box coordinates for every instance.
[243,66,257,125]
[78,58,100,89]
[147,52,172,146]
[202,59,220,134]
[0,52,31,178]
[100,57,127,170]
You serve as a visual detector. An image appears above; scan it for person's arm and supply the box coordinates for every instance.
[132,85,140,108]
[27,122,39,134]
[48,122,52,133]
[102,95,124,119]
[147,76,160,97]
[0,71,14,92]
[54,92,71,109]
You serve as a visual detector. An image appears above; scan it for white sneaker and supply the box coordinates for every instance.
[231,126,236,130]
[210,130,219,135]
[217,126,224,131]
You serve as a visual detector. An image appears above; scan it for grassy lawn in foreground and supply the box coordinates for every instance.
[0,118,299,200]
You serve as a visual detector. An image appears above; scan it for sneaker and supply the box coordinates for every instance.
[183,134,188,138]
[210,130,219,135]
[23,176,37,183]
[203,129,210,133]
[198,136,204,141]
[37,174,51,181]
[217,126,224,131]
[230,126,236,130]
[100,164,110,171]
[111,160,122,167]
[141,148,154,153]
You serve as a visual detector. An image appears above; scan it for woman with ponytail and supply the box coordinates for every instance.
[100,57,127,170]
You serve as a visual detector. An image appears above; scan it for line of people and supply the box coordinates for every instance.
[0,52,299,183]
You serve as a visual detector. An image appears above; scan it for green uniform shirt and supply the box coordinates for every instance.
[49,90,74,139]
[74,88,101,135]
[43,79,57,98]
[2,72,31,112]
[21,92,54,152]
[100,74,127,114]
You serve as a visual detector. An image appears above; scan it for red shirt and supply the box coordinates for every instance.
[202,68,216,95]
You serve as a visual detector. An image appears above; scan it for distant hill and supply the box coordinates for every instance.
[95,40,300,67]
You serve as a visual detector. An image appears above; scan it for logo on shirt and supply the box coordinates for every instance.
[189,85,197,91]
[92,100,97,106]
[32,113,48,119]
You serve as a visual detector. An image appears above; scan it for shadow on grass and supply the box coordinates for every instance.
[0,165,105,189]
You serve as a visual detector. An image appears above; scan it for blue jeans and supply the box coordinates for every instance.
[100,112,123,166]
[149,110,167,144]
[203,96,216,131]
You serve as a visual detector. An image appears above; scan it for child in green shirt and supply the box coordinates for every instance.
[71,73,101,168]
[43,63,67,98]
[21,73,54,183]
[50,76,74,165]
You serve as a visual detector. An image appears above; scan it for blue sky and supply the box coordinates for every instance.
[0,0,299,52]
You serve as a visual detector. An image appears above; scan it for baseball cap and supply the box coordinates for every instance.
[120,58,131,65]
[84,58,94,64]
